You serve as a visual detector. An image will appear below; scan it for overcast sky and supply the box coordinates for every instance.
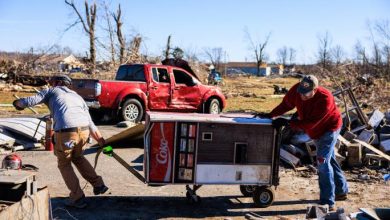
[0,0,389,64]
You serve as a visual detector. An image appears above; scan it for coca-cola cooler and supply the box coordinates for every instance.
[144,112,281,207]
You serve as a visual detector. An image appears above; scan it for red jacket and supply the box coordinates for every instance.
[270,83,342,139]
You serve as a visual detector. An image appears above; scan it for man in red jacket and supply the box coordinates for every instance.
[259,75,348,211]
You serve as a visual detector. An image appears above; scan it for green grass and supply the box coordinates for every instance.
[222,76,299,113]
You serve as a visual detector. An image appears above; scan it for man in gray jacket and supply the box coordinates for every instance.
[13,75,108,208]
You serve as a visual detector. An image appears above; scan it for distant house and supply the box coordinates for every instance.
[270,64,284,75]
[283,65,296,74]
[223,62,283,76]
[36,54,84,72]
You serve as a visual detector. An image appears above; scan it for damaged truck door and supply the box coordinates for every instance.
[149,67,172,109]
[170,68,202,111]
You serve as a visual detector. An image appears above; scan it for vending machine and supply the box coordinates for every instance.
[144,112,281,207]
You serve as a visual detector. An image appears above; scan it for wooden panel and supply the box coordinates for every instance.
[197,123,274,164]
[0,188,50,220]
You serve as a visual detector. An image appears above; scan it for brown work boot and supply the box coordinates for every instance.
[335,193,348,201]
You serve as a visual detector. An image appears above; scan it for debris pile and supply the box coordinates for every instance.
[279,86,390,178]
[0,117,45,153]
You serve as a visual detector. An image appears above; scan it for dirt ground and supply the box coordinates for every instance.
[4,124,388,220]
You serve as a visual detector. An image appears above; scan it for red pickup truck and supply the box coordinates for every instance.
[72,64,226,122]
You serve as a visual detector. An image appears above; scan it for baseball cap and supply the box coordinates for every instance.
[50,75,72,86]
[297,75,318,94]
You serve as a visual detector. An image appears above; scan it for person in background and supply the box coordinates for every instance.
[258,75,348,211]
[208,65,222,85]
[13,75,108,209]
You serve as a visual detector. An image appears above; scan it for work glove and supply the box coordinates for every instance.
[254,112,271,118]
[272,117,290,128]
[12,99,24,111]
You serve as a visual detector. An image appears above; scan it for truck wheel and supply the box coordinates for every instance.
[121,99,143,122]
[205,98,220,114]
[240,185,257,197]
[252,186,274,208]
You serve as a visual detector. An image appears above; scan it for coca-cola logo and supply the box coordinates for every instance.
[156,123,170,165]
[156,138,169,164]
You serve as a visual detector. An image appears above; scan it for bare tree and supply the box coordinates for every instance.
[288,47,296,65]
[65,0,97,73]
[102,2,116,65]
[374,19,390,43]
[203,47,223,71]
[184,46,199,62]
[354,41,369,65]
[126,35,142,64]
[164,35,172,60]
[373,19,390,75]
[317,31,332,70]
[331,45,346,66]
[277,46,288,66]
[113,4,126,64]
[244,27,271,76]
[277,46,297,66]
[367,21,383,67]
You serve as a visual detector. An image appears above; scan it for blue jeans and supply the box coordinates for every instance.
[314,129,348,206]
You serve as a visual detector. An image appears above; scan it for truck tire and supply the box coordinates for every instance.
[205,98,220,114]
[120,99,143,122]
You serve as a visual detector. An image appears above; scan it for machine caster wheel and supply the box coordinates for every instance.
[186,191,201,204]
[252,186,274,208]
[240,185,257,197]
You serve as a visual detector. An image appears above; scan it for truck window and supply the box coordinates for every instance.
[158,68,170,83]
[152,68,170,83]
[116,65,146,82]
[173,69,193,85]
[152,68,159,82]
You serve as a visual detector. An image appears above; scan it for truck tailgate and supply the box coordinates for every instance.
[71,78,99,100]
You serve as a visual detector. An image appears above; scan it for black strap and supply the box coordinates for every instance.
[22,164,39,171]
[111,151,145,183]
[93,147,103,170]
[92,146,145,183]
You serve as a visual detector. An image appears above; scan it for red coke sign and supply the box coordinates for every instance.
[149,122,175,182]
